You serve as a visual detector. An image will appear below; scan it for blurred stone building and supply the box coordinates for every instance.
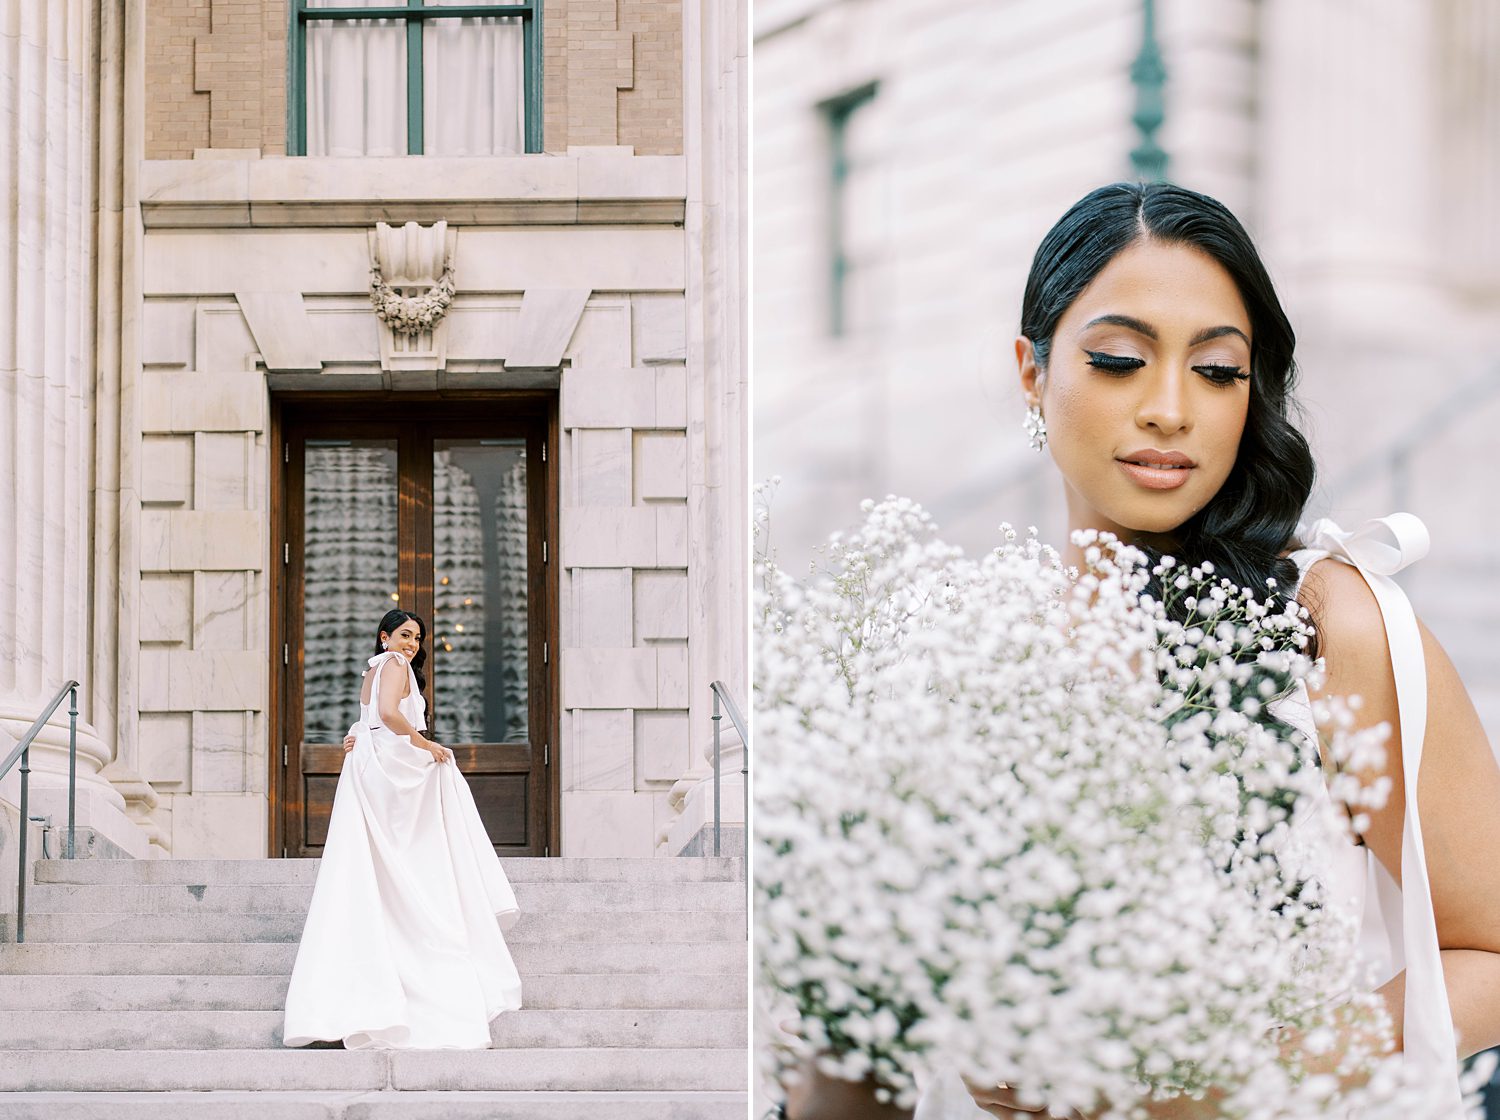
[0,0,748,862]
[754,0,1500,739]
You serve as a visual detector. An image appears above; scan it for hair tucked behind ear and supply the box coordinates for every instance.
[1020,182,1319,657]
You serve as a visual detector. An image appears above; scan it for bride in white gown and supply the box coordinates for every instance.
[282,609,523,1050]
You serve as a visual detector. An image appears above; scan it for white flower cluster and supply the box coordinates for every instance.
[755,495,1492,1119]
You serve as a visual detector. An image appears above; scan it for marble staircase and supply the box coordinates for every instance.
[0,856,748,1118]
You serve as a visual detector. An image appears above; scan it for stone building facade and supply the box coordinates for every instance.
[0,0,747,863]
[754,0,1500,740]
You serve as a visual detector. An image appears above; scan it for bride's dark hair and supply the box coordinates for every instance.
[374,608,429,696]
[1020,181,1319,656]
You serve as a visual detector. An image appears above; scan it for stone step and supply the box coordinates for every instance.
[0,908,745,944]
[0,1048,748,1093]
[0,1008,747,1051]
[21,880,746,914]
[0,1090,748,1120]
[0,972,745,1012]
[0,939,747,976]
[33,858,745,885]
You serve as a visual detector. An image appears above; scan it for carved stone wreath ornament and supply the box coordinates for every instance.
[368,262,456,336]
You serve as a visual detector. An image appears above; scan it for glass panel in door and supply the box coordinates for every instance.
[302,438,400,742]
[431,438,529,744]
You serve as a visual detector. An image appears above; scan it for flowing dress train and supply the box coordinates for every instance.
[282,649,523,1049]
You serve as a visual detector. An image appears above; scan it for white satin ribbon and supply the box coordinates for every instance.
[1298,513,1460,1111]
[1297,512,1430,576]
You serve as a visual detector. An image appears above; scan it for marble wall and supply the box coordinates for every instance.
[1,0,747,862]
[131,152,727,857]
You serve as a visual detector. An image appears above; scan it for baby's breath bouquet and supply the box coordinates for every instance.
[755,492,1489,1119]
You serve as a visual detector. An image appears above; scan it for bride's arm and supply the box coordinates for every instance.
[375,655,432,748]
[1304,557,1500,1058]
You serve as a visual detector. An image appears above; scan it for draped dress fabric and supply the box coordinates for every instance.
[913,514,1464,1118]
[282,649,523,1049]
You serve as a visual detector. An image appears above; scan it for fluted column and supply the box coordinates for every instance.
[660,0,749,856]
[1257,0,1442,327]
[1434,0,1500,297]
[0,0,150,856]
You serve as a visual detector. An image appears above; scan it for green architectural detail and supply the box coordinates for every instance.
[1129,0,1168,182]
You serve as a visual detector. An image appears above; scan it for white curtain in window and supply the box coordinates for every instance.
[306,1,407,157]
[424,12,525,156]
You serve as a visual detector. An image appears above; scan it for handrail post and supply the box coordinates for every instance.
[67,685,77,859]
[16,747,28,944]
[712,689,722,858]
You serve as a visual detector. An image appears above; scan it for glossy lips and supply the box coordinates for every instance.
[1116,448,1195,491]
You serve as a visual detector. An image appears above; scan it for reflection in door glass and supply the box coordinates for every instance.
[303,440,399,741]
[433,439,528,743]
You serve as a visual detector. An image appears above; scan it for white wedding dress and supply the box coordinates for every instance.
[914,515,1466,1118]
[282,649,523,1049]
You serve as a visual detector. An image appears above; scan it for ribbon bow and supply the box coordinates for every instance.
[1297,509,1462,1108]
[1296,512,1429,578]
[367,650,408,669]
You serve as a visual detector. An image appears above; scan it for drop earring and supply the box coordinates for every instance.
[381,640,389,650]
[1023,403,1048,451]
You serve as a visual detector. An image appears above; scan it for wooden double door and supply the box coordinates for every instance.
[273,400,556,857]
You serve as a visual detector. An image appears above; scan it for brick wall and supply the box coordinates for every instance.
[145,0,211,158]
[146,0,682,159]
[146,0,286,158]
[545,0,684,155]
[616,0,684,155]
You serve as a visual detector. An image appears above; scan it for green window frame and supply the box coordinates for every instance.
[288,0,543,156]
[821,82,879,338]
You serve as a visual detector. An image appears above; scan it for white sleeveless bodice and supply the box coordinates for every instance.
[362,650,427,735]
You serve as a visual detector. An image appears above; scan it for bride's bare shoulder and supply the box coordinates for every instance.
[1297,557,1390,668]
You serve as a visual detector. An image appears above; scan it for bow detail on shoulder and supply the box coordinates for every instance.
[367,650,409,669]
[1296,512,1430,577]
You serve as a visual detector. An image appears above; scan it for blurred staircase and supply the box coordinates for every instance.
[0,856,747,1118]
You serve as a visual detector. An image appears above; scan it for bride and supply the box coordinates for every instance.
[282,608,523,1049]
[781,182,1500,1119]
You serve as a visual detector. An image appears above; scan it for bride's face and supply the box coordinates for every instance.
[383,619,423,660]
[1017,238,1253,542]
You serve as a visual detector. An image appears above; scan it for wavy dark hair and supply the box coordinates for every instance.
[1020,181,1319,657]
[373,608,430,701]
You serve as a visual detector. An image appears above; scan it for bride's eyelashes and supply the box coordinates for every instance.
[1083,350,1142,375]
[1083,349,1250,387]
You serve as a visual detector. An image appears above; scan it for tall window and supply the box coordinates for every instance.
[289,0,542,156]
[821,82,885,338]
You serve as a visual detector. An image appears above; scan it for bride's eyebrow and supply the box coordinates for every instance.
[1082,313,1249,348]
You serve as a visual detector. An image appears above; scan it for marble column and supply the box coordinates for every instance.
[1254,0,1458,520]
[660,0,749,855]
[1256,0,1443,330]
[1434,0,1500,301]
[0,0,151,857]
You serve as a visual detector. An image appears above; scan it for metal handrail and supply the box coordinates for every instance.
[1,681,81,943]
[709,680,749,860]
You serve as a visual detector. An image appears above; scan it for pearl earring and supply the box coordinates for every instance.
[1023,403,1048,451]
[381,641,389,650]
